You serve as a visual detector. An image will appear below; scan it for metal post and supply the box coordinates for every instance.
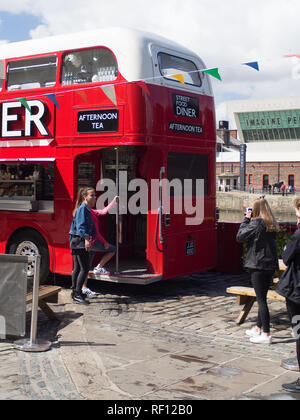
[14,255,51,352]
[115,147,120,274]
[29,255,41,345]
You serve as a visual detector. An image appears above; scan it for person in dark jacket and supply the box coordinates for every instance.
[237,197,279,344]
[281,196,300,393]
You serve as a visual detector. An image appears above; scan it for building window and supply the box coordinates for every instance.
[7,56,57,90]
[62,47,118,85]
[158,52,202,86]
[288,174,295,187]
[263,174,269,188]
[248,174,253,185]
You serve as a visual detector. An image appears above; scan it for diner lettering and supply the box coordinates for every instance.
[0,100,48,138]
[172,94,199,119]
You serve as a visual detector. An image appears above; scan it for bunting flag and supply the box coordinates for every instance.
[283,53,300,59]
[100,85,117,106]
[243,61,260,71]
[171,74,185,84]
[8,55,281,112]
[201,68,222,81]
[45,93,60,109]
[18,97,31,113]
[76,90,87,103]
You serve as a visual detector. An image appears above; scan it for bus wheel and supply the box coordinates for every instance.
[8,230,50,284]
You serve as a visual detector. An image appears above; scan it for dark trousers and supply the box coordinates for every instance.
[251,269,274,333]
[71,251,90,294]
[286,298,300,369]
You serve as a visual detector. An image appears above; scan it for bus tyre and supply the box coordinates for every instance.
[8,230,50,285]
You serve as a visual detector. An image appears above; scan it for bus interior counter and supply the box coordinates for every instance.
[0,163,54,213]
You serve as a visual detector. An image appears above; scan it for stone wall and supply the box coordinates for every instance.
[216,191,296,215]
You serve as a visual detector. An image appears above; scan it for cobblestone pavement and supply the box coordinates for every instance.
[1,270,300,400]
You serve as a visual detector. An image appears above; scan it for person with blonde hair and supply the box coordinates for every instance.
[237,197,279,344]
[72,187,118,297]
[69,187,97,304]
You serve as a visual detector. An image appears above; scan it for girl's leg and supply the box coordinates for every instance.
[75,252,91,294]
[82,252,95,289]
[96,252,115,269]
[251,270,271,334]
[71,255,80,290]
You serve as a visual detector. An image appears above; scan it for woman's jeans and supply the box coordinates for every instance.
[71,251,90,294]
[250,269,274,333]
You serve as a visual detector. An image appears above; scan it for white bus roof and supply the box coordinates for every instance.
[0,27,212,95]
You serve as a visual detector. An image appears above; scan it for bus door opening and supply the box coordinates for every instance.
[99,146,148,276]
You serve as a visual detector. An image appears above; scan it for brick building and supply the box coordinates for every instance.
[216,96,300,192]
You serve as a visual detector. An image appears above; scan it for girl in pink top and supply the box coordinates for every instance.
[89,196,118,274]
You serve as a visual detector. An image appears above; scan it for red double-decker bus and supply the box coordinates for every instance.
[0,28,216,284]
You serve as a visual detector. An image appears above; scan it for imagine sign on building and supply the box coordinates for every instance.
[238,109,300,142]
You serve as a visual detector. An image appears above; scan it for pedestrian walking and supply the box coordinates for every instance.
[236,197,280,344]
[277,196,300,393]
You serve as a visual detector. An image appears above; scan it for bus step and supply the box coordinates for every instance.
[88,272,162,285]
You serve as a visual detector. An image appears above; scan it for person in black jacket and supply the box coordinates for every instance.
[237,197,279,344]
[281,196,300,393]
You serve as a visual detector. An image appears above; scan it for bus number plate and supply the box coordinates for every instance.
[185,241,195,256]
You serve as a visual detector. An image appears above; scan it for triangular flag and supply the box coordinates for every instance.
[171,74,185,84]
[201,68,222,81]
[45,93,60,109]
[100,85,117,106]
[76,90,87,103]
[18,97,31,113]
[243,61,259,71]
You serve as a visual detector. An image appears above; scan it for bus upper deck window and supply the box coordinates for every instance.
[7,56,57,91]
[62,47,118,85]
[158,53,202,87]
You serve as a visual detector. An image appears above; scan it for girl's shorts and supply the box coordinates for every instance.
[91,240,116,253]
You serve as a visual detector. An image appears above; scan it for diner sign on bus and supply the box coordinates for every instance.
[77,109,119,133]
[172,94,199,119]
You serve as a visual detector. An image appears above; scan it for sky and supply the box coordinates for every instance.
[0,0,299,126]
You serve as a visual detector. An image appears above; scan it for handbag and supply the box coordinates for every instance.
[277,260,300,304]
[69,235,86,250]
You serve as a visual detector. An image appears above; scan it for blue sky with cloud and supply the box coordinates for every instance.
[0,11,42,42]
[0,0,299,124]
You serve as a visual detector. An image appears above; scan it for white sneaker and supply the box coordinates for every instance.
[82,287,97,297]
[93,267,110,275]
[245,327,261,338]
[250,334,272,344]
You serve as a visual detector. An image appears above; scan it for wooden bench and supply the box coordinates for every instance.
[226,260,287,324]
[26,286,61,320]
[226,286,285,325]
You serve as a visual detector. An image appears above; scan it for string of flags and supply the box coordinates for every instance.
[5,54,300,112]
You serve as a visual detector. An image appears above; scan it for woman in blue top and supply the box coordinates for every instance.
[69,187,97,304]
